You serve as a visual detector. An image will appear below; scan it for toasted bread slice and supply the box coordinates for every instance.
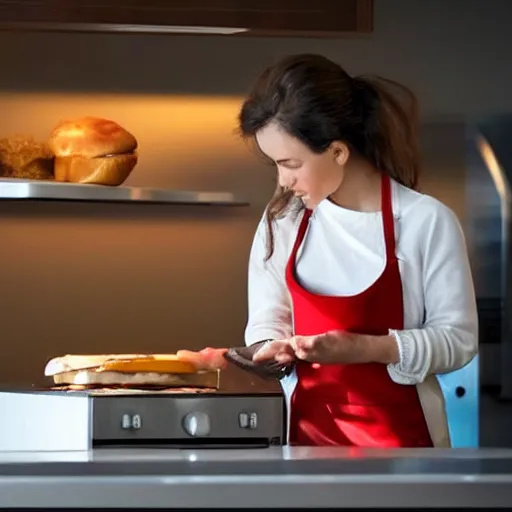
[44,354,197,377]
[52,369,219,388]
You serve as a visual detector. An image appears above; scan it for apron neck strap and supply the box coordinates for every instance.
[381,173,397,261]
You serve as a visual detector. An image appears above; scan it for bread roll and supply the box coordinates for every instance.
[53,153,137,185]
[48,117,138,186]
[0,135,54,180]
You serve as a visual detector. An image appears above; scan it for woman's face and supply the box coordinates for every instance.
[255,122,348,209]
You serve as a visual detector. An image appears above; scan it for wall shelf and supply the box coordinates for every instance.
[0,179,249,206]
[0,0,373,38]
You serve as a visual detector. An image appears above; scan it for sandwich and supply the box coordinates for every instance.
[48,116,138,186]
[45,353,219,388]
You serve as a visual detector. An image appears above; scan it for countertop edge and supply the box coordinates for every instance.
[1,474,512,509]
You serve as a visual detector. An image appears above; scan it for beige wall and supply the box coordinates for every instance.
[0,95,271,387]
[0,0,508,387]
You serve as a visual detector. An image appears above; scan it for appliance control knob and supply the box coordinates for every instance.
[182,411,211,437]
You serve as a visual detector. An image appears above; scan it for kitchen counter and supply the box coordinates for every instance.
[1,447,512,509]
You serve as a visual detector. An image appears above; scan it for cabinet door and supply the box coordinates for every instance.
[0,0,373,37]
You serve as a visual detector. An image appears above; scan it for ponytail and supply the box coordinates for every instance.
[352,75,421,190]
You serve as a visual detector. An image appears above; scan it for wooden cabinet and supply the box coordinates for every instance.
[0,0,373,37]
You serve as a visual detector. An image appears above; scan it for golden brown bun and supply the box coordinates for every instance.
[49,117,137,158]
[54,153,137,186]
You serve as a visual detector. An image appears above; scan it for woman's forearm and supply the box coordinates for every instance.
[324,330,400,365]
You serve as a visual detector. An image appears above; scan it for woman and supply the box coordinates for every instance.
[236,54,478,448]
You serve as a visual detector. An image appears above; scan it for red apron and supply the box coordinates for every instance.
[286,173,433,447]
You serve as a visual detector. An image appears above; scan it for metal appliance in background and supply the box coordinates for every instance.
[0,387,285,452]
[466,114,512,399]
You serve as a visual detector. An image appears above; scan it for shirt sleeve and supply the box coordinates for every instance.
[244,214,295,346]
[387,199,479,384]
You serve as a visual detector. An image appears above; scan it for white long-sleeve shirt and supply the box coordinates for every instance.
[244,179,478,447]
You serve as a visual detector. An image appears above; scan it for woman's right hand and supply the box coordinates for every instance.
[176,347,228,371]
[252,340,296,364]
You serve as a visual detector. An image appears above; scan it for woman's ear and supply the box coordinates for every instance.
[331,141,350,167]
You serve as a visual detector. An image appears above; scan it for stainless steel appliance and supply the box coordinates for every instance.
[424,115,512,398]
[466,114,512,398]
[0,388,285,451]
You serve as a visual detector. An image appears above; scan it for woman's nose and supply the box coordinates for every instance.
[278,169,294,191]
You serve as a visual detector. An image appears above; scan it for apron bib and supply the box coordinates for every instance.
[286,174,433,447]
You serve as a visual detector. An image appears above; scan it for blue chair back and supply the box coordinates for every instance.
[435,355,479,448]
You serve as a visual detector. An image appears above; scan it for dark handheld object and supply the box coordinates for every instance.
[223,342,294,380]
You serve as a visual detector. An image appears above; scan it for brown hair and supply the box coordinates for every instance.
[238,54,421,260]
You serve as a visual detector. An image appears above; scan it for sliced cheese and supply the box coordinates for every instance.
[44,353,198,376]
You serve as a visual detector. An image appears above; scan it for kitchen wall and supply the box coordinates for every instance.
[0,0,510,387]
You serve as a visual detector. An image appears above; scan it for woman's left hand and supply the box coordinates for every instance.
[290,332,363,364]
